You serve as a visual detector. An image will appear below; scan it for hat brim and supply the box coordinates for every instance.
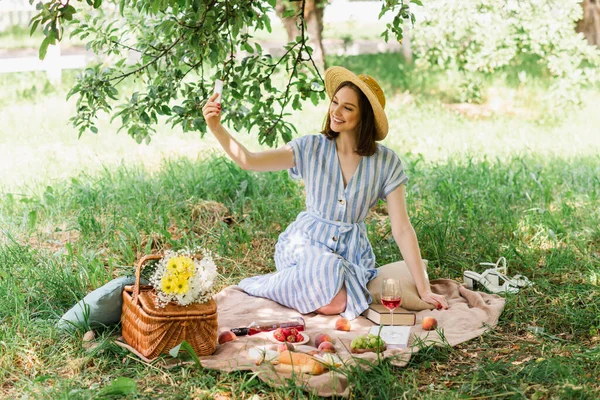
[324,66,388,140]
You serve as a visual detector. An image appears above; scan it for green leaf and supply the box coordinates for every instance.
[30,19,40,37]
[62,5,76,20]
[169,341,203,368]
[172,106,185,115]
[292,95,301,110]
[39,36,50,60]
[140,111,151,124]
[90,126,98,134]
[93,0,103,8]
[282,9,296,19]
[27,210,38,230]
[310,91,319,106]
[97,377,137,397]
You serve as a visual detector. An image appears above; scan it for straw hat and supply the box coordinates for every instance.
[324,66,388,140]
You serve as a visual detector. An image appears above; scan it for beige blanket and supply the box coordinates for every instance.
[193,279,505,397]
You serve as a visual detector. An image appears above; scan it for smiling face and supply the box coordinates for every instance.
[329,86,361,135]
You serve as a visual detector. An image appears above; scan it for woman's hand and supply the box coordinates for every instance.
[419,290,449,310]
[202,92,221,131]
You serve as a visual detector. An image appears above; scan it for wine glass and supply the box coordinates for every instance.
[381,278,402,337]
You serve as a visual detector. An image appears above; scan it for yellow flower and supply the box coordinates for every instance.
[173,277,189,295]
[174,256,194,279]
[161,275,176,294]
[166,258,179,273]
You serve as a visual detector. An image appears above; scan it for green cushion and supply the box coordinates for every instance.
[57,276,147,331]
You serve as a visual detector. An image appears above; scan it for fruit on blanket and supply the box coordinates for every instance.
[278,342,295,353]
[318,341,336,353]
[218,330,237,344]
[350,333,386,353]
[273,328,286,342]
[335,317,351,331]
[314,333,333,348]
[422,316,438,331]
[274,327,303,343]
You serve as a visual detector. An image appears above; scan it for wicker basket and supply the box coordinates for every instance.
[121,254,218,359]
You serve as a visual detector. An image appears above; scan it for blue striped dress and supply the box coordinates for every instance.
[238,134,409,320]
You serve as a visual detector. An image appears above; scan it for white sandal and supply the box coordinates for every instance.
[480,257,534,289]
[463,269,520,294]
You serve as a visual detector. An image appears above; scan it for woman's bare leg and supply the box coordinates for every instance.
[316,285,347,315]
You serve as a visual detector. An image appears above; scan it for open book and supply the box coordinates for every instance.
[369,325,411,349]
[361,304,416,326]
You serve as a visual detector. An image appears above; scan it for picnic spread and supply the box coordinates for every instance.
[117,280,505,398]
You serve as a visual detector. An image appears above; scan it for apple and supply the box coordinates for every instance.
[314,333,333,348]
[218,330,238,344]
[318,341,336,353]
[422,317,438,331]
[335,317,351,332]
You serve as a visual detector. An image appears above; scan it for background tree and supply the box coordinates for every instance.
[410,0,600,109]
[275,0,327,70]
[29,0,413,146]
[577,0,600,46]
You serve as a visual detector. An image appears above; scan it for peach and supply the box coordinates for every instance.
[314,333,333,348]
[318,341,336,353]
[218,330,238,344]
[278,342,295,353]
[422,317,438,331]
[335,317,351,332]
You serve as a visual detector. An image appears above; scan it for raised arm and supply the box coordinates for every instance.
[202,92,295,172]
[386,185,449,309]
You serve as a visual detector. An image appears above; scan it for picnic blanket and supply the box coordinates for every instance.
[188,278,505,397]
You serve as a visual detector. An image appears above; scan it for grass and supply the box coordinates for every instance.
[1,51,600,398]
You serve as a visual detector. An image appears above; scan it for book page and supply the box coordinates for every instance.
[369,325,411,348]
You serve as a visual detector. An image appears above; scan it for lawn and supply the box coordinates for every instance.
[0,51,599,399]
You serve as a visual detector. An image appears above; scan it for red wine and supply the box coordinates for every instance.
[231,317,305,336]
[248,323,305,336]
[381,297,401,310]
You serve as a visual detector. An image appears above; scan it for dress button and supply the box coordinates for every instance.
[338,199,346,205]
[332,236,338,242]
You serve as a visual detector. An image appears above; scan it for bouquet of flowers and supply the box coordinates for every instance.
[149,247,218,307]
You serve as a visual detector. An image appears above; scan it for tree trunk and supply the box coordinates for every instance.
[576,0,600,46]
[402,18,413,65]
[275,0,327,71]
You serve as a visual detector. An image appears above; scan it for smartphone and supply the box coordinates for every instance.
[214,79,223,103]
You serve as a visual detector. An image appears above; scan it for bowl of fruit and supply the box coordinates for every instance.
[270,327,310,345]
[350,333,386,354]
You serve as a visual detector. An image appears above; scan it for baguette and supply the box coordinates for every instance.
[277,350,326,375]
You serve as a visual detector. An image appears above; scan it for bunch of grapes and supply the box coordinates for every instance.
[350,334,386,352]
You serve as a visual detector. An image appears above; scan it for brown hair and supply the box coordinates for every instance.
[321,81,378,156]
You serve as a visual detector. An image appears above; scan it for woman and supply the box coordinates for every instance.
[202,66,448,320]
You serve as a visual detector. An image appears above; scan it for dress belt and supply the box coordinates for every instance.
[305,211,366,236]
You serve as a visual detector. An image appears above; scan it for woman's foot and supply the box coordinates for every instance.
[316,285,347,315]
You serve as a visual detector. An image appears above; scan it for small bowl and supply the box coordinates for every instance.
[269,331,310,345]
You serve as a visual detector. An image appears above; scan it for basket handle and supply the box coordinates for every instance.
[132,254,163,305]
